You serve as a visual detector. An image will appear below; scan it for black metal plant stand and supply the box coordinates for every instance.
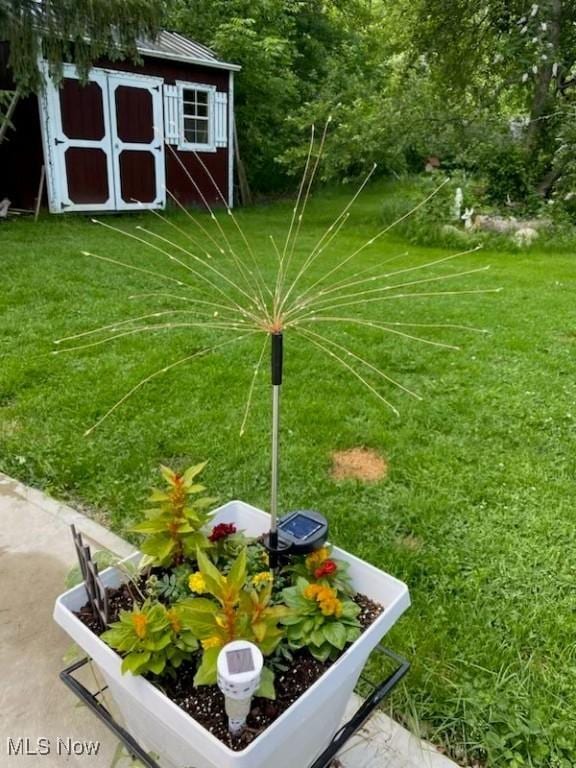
[60,646,409,768]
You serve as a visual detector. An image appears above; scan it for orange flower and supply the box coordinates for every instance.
[303,583,343,617]
[131,613,148,640]
[304,583,323,600]
[319,596,343,617]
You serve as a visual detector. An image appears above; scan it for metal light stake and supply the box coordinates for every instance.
[269,332,283,569]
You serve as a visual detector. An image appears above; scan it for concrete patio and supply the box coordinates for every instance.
[0,472,458,768]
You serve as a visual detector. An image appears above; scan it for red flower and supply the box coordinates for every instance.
[314,560,337,579]
[209,522,237,542]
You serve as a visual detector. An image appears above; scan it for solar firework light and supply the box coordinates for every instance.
[265,332,330,564]
[217,641,264,735]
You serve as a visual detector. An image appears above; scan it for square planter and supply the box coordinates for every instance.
[54,500,410,768]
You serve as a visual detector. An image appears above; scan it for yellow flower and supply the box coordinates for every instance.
[261,550,269,565]
[252,571,273,587]
[306,547,330,570]
[201,636,222,650]
[319,597,343,617]
[131,613,148,640]
[188,572,206,593]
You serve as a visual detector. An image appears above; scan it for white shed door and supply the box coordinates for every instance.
[41,66,116,212]
[41,65,165,213]
[107,73,165,211]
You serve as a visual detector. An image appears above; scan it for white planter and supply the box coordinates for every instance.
[54,501,410,768]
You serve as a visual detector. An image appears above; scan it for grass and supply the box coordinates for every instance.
[1,180,575,767]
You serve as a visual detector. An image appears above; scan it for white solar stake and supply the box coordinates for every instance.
[217,640,264,735]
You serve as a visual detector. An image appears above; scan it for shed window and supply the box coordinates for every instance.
[177,82,216,152]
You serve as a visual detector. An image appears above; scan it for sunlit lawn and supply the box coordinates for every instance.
[1,181,575,766]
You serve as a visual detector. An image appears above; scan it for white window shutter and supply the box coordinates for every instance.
[163,84,179,145]
[215,91,228,147]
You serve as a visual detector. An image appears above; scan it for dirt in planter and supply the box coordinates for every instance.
[74,587,384,750]
[164,650,330,750]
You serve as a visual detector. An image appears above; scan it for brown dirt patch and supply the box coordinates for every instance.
[330,447,388,483]
[397,534,424,552]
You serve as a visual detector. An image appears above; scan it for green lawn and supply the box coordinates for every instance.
[1,182,575,767]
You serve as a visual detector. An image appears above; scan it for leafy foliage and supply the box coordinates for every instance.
[146,564,193,602]
[168,0,369,191]
[131,463,217,567]
[0,0,166,94]
[208,522,270,576]
[281,578,361,662]
[101,600,199,677]
[181,548,288,691]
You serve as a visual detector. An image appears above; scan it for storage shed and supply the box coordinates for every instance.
[0,32,240,213]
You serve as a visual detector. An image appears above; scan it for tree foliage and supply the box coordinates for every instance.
[169,0,370,191]
[0,0,166,93]
[3,0,576,203]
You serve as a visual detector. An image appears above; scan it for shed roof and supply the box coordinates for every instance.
[137,31,241,72]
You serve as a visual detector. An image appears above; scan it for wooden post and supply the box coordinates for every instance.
[233,120,253,207]
[34,165,45,221]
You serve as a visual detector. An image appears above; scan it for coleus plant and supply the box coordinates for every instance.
[131,463,217,567]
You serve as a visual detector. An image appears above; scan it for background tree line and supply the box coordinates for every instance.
[2,0,576,212]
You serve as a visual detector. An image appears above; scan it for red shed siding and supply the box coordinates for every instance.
[98,56,229,93]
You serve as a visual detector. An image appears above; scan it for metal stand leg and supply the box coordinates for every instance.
[310,647,410,768]
[60,658,160,768]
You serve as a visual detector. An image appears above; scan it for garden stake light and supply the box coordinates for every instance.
[267,331,283,569]
[217,641,263,736]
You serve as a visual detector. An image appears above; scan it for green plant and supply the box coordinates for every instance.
[479,142,536,209]
[207,521,269,576]
[280,578,361,662]
[131,463,217,567]
[146,563,193,603]
[101,600,199,677]
[182,548,288,695]
[286,545,354,596]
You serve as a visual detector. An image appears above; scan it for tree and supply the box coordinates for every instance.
[169,0,368,192]
[409,0,576,196]
[0,0,167,142]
